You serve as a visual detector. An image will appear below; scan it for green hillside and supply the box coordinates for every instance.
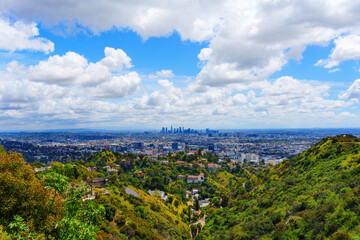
[93,185,190,239]
[199,135,360,240]
[0,145,190,239]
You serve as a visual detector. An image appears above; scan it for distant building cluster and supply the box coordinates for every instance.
[161,126,185,134]
[160,126,219,135]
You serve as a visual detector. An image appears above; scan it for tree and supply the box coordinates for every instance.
[245,180,255,192]
[55,183,105,240]
[32,160,45,168]
[197,223,202,235]
[195,198,200,211]
[64,163,76,179]
[188,206,192,222]
[8,215,44,239]
[220,194,229,208]
[0,148,62,235]
[190,224,198,238]
[151,176,164,190]
[223,157,231,164]
[42,172,69,207]
[212,197,221,207]
[167,196,174,205]
[51,162,64,175]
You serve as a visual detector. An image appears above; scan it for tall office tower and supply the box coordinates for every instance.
[166,127,168,133]
[179,126,182,133]
[162,127,165,133]
[171,125,173,133]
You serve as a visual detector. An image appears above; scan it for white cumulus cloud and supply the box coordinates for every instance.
[339,79,360,99]
[315,34,360,69]
[148,69,174,79]
[0,16,54,53]
[27,47,137,87]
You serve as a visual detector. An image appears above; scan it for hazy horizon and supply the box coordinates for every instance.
[2,127,360,133]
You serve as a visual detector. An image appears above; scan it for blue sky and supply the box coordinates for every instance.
[1,0,360,130]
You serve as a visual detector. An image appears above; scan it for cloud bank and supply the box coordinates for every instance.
[1,0,360,129]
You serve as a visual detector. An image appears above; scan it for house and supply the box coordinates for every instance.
[105,165,117,173]
[192,189,200,199]
[207,163,220,172]
[34,166,51,172]
[192,210,202,216]
[82,190,96,201]
[99,188,110,195]
[148,190,168,201]
[87,177,106,187]
[149,156,157,162]
[86,167,97,171]
[177,174,186,180]
[192,189,200,195]
[199,198,210,208]
[121,159,131,166]
[229,164,236,170]
[187,174,204,184]
[186,190,192,198]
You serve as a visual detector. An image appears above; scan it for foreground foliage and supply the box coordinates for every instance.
[0,146,62,237]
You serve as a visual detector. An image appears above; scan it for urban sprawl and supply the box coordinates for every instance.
[2,128,358,166]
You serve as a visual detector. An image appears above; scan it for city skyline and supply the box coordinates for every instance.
[1,1,360,130]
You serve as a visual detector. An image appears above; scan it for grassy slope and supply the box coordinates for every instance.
[95,185,191,239]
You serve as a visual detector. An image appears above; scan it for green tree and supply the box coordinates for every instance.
[64,163,76,179]
[51,162,64,175]
[8,215,44,240]
[212,197,221,207]
[55,184,105,240]
[42,172,69,207]
[220,194,229,208]
[195,198,200,211]
[191,224,198,238]
[0,148,62,235]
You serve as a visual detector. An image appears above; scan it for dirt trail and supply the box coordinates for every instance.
[193,214,206,227]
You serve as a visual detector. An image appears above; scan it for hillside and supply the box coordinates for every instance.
[0,146,191,239]
[199,135,360,239]
[93,185,191,239]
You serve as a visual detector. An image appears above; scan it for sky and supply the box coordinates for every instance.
[1,0,360,131]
